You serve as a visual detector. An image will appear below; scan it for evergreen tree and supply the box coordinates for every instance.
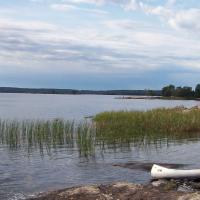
[195,84,200,98]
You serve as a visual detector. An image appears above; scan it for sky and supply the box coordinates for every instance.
[0,0,200,89]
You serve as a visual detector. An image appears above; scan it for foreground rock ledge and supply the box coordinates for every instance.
[29,182,200,200]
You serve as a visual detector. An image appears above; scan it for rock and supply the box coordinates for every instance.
[163,179,177,191]
[190,182,200,190]
[178,193,200,200]
[29,182,183,200]
[151,179,169,187]
[28,179,200,200]
[177,184,194,192]
[58,185,101,199]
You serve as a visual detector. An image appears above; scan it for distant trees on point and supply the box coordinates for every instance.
[162,84,200,98]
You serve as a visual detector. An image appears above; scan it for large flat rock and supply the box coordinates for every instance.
[29,181,200,200]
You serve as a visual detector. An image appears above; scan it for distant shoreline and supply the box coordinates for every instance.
[1,87,199,100]
[0,87,161,96]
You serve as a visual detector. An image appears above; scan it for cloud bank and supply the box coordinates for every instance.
[0,0,200,88]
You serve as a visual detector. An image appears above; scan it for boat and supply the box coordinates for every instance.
[151,164,200,179]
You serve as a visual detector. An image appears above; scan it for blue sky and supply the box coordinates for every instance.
[0,0,200,89]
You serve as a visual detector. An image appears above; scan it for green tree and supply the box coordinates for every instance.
[174,86,194,97]
[145,89,155,96]
[195,84,200,98]
[162,85,175,97]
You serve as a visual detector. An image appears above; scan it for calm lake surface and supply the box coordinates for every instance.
[0,93,200,200]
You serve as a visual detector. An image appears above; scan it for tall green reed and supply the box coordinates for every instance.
[1,107,200,158]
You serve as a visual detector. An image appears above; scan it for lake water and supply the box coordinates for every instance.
[0,93,199,120]
[0,93,200,200]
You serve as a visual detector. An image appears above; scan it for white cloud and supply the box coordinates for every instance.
[124,0,140,11]
[103,19,140,30]
[122,1,200,34]
[144,5,173,18]
[1,0,200,76]
[50,3,108,14]
[1,16,200,75]
[166,0,177,7]
[64,0,123,6]
[168,9,200,32]
[30,0,44,2]
[0,18,56,31]
[64,0,106,5]
[123,0,174,21]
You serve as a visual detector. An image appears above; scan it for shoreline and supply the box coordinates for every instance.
[115,96,200,101]
[29,180,200,200]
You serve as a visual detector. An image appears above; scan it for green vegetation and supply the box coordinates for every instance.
[1,107,200,157]
[195,84,200,98]
[161,84,200,98]
[145,89,156,96]
[77,122,96,157]
[0,119,94,156]
[94,107,200,142]
[162,85,176,97]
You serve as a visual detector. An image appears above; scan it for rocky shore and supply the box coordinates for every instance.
[29,179,200,200]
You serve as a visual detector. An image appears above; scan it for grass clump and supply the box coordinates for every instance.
[94,107,200,142]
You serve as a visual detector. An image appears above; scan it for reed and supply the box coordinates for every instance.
[0,107,200,157]
[94,107,200,142]
[77,122,96,158]
[0,119,96,157]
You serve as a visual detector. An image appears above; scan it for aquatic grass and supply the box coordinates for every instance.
[0,119,96,157]
[1,107,200,157]
[93,108,200,154]
[94,107,200,142]
[77,122,96,158]
[0,119,75,153]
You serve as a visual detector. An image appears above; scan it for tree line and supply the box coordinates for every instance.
[162,84,200,98]
[0,87,161,96]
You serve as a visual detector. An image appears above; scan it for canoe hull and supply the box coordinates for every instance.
[151,164,200,179]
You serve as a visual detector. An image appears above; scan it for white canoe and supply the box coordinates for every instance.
[151,164,200,179]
